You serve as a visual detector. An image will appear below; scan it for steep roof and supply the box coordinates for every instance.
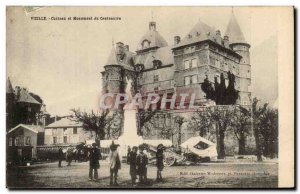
[187,19,215,40]
[45,117,82,128]
[174,19,215,48]
[7,124,44,134]
[105,46,119,65]
[137,22,168,51]
[6,77,14,94]
[134,46,174,69]
[17,88,41,105]
[225,12,247,44]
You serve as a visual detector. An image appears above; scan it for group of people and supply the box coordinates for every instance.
[127,144,165,185]
[57,142,165,186]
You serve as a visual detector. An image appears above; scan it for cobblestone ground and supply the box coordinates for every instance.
[7,160,278,189]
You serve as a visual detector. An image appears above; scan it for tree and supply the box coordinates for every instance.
[137,109,158,136]
[192,106,235,159]
[259,108,278,158]
[173,115,186,146]
[189,109,213,138]
[70,109,121,147]
[252,97,268,162]
[231,106,251,155]
[208,106,235,159]
[201,71,239,105]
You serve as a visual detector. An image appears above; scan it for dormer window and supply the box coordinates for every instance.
[142,40,150,49]
[153,60,162,69]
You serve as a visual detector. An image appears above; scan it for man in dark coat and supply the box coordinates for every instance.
[156,144,165,182]
[128,146,138,185]
[89,143,101,181]
[58,148,64,167]
[136,145,148,184]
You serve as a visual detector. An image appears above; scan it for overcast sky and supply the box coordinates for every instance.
[7,7,280,115]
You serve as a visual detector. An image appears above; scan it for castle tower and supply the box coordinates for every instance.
[103,45,125,95]
[225,12,251,105]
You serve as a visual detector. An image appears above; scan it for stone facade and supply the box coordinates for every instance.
[101,13,252,152]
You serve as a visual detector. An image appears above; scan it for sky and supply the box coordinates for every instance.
[7,7,280,116]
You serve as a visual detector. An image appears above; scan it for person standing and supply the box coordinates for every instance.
[136,145,148,184]
[126,146,131,164]
[156,144,165,182]
[66,147,73,166]
[89,143,101,181]
[58,147,64,167]
[129,146,138,185]
[109,142,121,186]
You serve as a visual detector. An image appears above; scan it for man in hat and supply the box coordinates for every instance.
[89,143,101,181]
[156,144,165,182]
[109,142,121,186]
[136,144,148,184]
[128,146,138,185]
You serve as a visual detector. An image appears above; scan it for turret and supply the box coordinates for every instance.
[103,45,124,94]
[225,11,251,105]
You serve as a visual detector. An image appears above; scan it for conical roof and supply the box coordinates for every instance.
[6,77,14,94]
[105,46,118,65]
[225,12,247,44]
[137,21,168,51]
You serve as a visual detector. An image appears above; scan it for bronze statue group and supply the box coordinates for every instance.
[58,142,165,186]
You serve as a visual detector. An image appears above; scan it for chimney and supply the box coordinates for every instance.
[174,36,181,45]
[215,30,222,45]
[149,21,156,31]
[224,36,229,48]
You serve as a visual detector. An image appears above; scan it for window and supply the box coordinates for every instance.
[28,107,31,112]
[142,40,150,48]
[191,75,198,84]
[184,76,190,86]
[63,128,68,135]
[154,87,159,93]
[15,137,19,146]
[191,59,197,68]
[184,60,190,69]
[8,137,13,146]
[247,70,251,78]
[53,137,57,144]
[63,136,68,143]
[25,137,31,145]
[73,127,77,135]
[153,75,159,82]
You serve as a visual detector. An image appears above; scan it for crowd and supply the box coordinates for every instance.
[57,142,165,186]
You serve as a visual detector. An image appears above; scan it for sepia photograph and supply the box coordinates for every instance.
[5,6,294,189]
